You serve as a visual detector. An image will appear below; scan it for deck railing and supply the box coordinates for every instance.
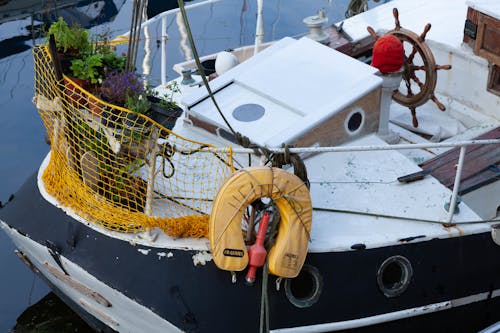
[200,139,500,224]
[121,0,222,85]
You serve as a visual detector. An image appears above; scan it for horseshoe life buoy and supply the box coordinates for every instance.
[209,167,312,278]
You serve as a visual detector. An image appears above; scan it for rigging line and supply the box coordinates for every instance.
[271,0,281,41]
[239,0,248,46]
[177,0,236,135]
[153,191,206,215]
[28,271,36,306]
[313,206,500,225]
[309,180,399,185]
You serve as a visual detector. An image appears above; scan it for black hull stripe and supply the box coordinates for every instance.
[2,173,500,332]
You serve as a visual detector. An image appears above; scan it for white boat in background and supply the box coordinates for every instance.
[1,0,499,332]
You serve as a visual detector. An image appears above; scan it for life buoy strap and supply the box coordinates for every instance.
[209,167,312,278]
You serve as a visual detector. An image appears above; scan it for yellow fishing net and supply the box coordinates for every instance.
[33,45,234,238]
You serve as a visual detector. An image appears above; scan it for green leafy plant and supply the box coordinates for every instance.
[47,17,90,54]
[70,54,104,84]
[157,81,181,108]
[125,94,151,115]
[92,30,126,74]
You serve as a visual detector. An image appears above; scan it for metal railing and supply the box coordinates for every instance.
[188,138,500,224]
[122,0,222,85]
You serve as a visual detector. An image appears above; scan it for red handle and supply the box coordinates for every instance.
[245,212,270,285]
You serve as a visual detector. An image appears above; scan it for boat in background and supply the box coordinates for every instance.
[1,0,499,332]
[0,0,125,59]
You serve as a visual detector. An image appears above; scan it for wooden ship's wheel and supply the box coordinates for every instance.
[367,8,451,127]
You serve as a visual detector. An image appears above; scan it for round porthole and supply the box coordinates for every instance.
[285,265,323,308]
[377,255,413,298]
[232,103,265,122]
[344,109,365,135]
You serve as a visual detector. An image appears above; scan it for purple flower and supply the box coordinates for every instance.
[101,71,145,105]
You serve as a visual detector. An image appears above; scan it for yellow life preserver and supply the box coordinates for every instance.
[209,166,312,278]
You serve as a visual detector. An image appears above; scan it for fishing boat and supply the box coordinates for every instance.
[1,0,499,332]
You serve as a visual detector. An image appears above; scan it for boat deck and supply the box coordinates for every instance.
[420,126,500,195]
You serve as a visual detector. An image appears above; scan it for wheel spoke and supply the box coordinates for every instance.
[410,106,419,128]
[407,46,418,64]
[419,24,431,42]
[393,8,401,30]
[403,76,414,97]
[435,64,452,70]
[367,26,379,40]
[430,94,446,111]
[410,73,425,90]
[411,65,426,71]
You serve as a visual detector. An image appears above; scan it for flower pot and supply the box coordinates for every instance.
[151,105,183,130]
[146,96,183,130]
[88,94,104,116]
[101,107,123,129]
[64,77,90,108]
[123,112,151,134]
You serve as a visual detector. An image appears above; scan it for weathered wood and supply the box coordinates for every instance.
[44,261,112,307]
[463,7,480,47]
[324,26,374,58]
[293,88,381,148]
[419,127,500,194]
[488,64,500,96]
[48,34,64,81]
[474,11,500,65]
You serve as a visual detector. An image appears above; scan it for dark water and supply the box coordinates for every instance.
[0,0,382,330]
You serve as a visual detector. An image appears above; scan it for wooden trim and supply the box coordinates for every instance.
[487,64,500,96]
[475,13,500,65]
[79,299,119,327]
[44,261,112,308]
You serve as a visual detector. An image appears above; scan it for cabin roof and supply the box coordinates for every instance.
[338,0,468,50]
[183,37,381,147]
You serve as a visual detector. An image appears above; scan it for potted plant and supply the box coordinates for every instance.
[124,93,151,133]
[147,81,183,130]
[99,71,144,126]
[101,71,144,105]
[107,158,147,212]
[47,17,90,73]
[92,29,126,76]
[69,53,104,87]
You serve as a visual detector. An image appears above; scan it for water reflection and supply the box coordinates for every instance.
[0,0,125,60]
[11,292,94,333]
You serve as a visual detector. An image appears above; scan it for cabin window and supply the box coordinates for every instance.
[285,265,323,308]
[487,64,500,96]
[377,255,413,298]
[345,108,365,135]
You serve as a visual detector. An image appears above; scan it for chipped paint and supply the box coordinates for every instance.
[442,224,464,237]
[138,249,151,255]
[192,251,213,266]
[156,252,174,260]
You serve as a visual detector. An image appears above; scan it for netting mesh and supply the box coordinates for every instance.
[33,45,234,237]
